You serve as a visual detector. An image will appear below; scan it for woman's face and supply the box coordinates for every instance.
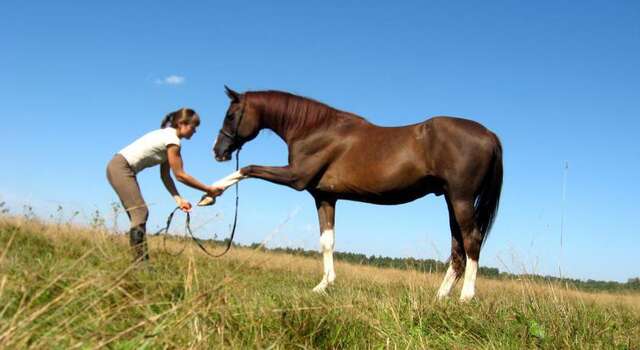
[178,121,198,139]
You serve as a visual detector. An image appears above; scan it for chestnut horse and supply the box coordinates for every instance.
[207,86,502,300]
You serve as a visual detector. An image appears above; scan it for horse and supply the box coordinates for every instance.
[205,86,503,301]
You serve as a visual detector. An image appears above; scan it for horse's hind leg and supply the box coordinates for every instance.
[437,196,465,300]
[312,197,337,293]
[449,197,483,301]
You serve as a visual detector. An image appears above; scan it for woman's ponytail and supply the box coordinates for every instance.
[160,112,175,128]
[160,108,199,128]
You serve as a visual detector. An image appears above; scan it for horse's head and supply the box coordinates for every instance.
[213,86,261,161]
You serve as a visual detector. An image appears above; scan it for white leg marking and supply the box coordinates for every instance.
[212,170,247,190]
[437,264,458,300]
[460,256,478,301]
[313,229,335,293]
[197,171,248,206]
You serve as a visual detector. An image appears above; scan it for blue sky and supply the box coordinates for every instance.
[1,1,639,282]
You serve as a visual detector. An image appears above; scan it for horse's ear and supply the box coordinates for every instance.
[224,85,240,102]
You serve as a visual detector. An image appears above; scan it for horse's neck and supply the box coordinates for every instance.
[258,106,315,143]
[260,111,293,142]
[254,95,366,142]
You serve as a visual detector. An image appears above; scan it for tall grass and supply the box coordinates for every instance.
[0,215,638,349]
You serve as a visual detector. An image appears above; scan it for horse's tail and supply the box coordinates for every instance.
[475,134,503,246]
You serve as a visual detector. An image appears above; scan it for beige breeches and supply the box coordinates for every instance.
[106,154,148,229]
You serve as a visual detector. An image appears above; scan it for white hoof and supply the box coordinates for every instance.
[312,275,334,293]
[312,282,328,293]
[459,290,475,302]
[197,195,216,206]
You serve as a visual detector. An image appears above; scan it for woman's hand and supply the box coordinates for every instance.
[177,197,192,212]
[207,186,224,198]
[197,186,224,207]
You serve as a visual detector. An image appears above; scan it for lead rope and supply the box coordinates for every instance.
[155,149,241,257]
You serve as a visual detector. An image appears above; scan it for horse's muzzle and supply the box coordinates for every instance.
[213,132,235,162]
[215,152,232,162]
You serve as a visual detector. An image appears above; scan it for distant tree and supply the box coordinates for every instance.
[226,240,639,294]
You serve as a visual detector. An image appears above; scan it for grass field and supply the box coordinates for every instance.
[0,216,638,349]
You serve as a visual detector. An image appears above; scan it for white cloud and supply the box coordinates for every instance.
[155,75,186,85]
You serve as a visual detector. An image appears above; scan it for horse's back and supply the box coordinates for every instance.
[428,115,496,138]
[310,114,499,203]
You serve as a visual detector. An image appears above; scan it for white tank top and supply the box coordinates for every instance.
[118,127,181,174]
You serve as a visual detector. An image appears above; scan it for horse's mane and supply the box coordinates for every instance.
[246,90,366,137]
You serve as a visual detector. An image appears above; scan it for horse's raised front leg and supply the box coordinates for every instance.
[198,170,247,206]
[312,197,337,293]
[214,170,247,189]
[240,165,310,191]
[198,165,306,206]
[204,164,304,199]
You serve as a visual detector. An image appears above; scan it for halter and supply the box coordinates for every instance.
[218,97,247,151]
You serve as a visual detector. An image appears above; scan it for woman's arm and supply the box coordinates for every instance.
[167,145,223,196]
[160,161,190,210]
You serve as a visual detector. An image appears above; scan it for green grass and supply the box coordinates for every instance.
[0,217,638,349]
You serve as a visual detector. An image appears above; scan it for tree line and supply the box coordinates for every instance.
[210,238,640,294]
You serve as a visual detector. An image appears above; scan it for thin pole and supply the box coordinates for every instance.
[559,161,568,278]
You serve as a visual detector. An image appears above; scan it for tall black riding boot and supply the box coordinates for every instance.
[129,224,149,262]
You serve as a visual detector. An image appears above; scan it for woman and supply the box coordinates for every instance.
[106,108,222,262]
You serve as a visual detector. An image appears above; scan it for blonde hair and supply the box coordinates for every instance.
[160,108,200,128]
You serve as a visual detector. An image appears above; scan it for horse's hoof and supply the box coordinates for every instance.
[459,294,475,302]
[312,284,328,294]
[197,195,216,206]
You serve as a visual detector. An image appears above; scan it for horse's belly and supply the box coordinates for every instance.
[316,172,443,205]
[348,187,432,205]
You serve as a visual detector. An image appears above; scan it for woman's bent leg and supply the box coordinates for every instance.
[107,155,150,262]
